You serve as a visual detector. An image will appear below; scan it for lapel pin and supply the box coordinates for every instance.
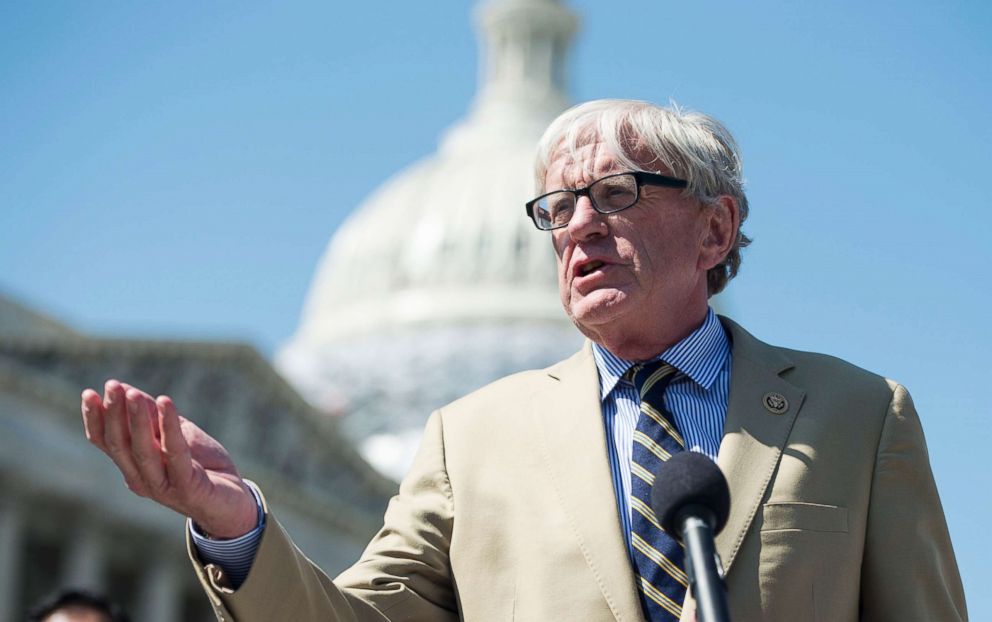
[762,392,789,414]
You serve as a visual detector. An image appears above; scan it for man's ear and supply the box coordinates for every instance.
[698,195,739,270]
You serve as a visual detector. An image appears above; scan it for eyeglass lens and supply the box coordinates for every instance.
[534,173,639,229]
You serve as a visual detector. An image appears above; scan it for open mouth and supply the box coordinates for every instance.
[578,260,605,276]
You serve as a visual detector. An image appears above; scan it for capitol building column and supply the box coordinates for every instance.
[0,500,25,622]
[60,517,107,592]
[135,552,182,622]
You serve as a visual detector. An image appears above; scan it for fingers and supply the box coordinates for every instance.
[127,388,168,495]
[102,380,129,452]
[80,388,106,450]
[157,395,194,487]
[100,380,148,496]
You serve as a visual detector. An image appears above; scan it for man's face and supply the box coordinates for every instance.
[547,140,714,354]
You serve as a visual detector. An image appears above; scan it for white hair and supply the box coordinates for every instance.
[534,99,751,295]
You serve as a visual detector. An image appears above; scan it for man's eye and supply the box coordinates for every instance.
[599,185,635,205]
[547,206,572,226]
[546,195,572,213]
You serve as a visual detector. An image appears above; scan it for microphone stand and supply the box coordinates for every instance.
[678,506,731,622]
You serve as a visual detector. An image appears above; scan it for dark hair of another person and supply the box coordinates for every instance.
[26,588,131,622]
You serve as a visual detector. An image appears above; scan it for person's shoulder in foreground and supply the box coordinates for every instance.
[28,588,131,622]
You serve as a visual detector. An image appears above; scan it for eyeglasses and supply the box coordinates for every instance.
[525,171,688,231]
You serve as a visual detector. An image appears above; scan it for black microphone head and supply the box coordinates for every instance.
[650,452,730,536]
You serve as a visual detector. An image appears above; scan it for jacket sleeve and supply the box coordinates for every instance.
[859,383,967,621]
[188,410,459,622]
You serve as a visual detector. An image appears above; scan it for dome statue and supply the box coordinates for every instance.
[278,0,584,480]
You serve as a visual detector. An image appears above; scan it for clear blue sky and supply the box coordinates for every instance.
[1,0,989,615]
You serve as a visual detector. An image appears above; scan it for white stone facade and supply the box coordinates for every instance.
[0,295,394,620]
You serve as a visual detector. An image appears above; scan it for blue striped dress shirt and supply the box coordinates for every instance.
[592,307,732,553]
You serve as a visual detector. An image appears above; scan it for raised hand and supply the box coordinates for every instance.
[81,379,259,539]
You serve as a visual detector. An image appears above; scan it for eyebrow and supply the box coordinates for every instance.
[556,166,625,191]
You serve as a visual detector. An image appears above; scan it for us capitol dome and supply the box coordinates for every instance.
[277,0,585,480]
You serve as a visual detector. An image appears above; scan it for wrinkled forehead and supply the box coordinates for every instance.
[544,126,664,190]
[545,142,618,188]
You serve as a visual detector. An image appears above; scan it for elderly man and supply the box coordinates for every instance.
[81,100,966,621]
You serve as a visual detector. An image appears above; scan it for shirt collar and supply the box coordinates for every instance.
[591,307,730,401]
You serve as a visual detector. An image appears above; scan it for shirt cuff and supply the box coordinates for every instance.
[188,480,266,590]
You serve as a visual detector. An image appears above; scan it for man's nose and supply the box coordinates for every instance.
[566,195,608,240]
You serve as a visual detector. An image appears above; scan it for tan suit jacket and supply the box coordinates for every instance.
[191,318,967,621]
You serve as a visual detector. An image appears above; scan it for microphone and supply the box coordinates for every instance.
[651,452,732,622]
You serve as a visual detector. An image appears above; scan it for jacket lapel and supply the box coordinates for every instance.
[535,343,644,622]
[535,318,806,618]
[715,317,805,571]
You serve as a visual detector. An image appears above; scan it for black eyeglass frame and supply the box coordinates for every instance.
[524,171,689,231]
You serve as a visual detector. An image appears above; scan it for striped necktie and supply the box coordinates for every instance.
[628,361,687,621]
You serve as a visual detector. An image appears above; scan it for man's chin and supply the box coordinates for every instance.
[566,291,632,331]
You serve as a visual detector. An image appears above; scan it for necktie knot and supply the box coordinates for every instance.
[629,361,678,403]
